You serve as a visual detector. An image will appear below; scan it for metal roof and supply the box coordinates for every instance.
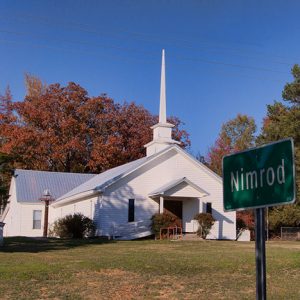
[14,144,220,205]
[56,144,221,203]
[56,156,149,201]
[14,169,95,203]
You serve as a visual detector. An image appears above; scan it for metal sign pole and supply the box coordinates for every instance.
[255,208,267,300]
[223,139,295,299]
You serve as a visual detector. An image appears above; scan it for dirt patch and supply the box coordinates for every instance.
[72,269,193,299]
[97,268,130,276]
[74,269,144,299]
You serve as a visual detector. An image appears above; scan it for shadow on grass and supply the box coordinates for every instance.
[0,236,116,253]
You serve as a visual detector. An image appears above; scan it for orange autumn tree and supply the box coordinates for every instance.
[207,114,256,176]
[0,81,190,173]
[207,114,256,232]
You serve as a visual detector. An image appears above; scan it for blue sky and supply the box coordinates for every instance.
[1,0,300,155]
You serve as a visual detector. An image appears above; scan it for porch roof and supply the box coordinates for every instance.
[149,177,209,198]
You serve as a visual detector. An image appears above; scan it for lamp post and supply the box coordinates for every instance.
[39,189,54,238]
[0,221,5,246]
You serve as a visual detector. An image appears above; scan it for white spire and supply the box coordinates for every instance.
[144,49,180,157]
[159,49,167,123]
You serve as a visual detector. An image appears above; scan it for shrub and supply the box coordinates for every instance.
[236,211,254,230]
[236,217,247,237]
[236,210,255,240]
[151,212,181,237]
[194,213,215,239]
[268,205,300,237]
[51,213,95,238]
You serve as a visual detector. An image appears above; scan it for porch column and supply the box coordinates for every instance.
[159,196,164,214]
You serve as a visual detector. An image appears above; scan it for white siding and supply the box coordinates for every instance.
[3,178,45,237]
[166,182,205,198]
[17,203,44,237]
[49,196,102,234]
[2,178,45,237]
[91,148,236,239]
[182,198,200,232]
[6,147,236,239]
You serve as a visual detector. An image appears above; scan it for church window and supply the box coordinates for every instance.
[33,210,42,229]
[206,202,212,214]
[128,199,135,222]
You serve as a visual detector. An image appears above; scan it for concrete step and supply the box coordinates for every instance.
[115,230,153,240]
[181,233,202,241]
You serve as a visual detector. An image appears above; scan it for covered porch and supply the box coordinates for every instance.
[149,177,209,232]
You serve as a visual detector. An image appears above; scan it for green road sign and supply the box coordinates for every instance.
[223,138,295,211]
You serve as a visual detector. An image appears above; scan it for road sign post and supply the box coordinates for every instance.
[223,138,295,300]
[255,208,266,300]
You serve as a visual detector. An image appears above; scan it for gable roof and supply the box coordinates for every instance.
[14,169,95,203]
[55,156,149,202]
[55,144,221,206]
[149,177,209,198]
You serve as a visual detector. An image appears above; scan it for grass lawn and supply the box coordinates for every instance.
[0,238,299,299]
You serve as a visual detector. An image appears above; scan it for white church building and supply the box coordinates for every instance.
[1,51,236,240]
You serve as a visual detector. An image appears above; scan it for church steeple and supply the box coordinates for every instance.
[159,49,167,124]
[144,49,180,157]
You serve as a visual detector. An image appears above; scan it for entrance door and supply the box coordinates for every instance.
[164,200,183,227]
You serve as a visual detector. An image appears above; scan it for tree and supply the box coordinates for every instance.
[282,64,300,105]
[194,151,208,165]
[257,104,300,200]
[24,73,47,99]
[207,114,256,175]
[0,81,190,174]
[268,206,300,236]
[207,114,256,231]
[0,86,14,127]
[0,87,16,212]
[168,116,190,149]
[0,152,13,212]
[257,64,300,236]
